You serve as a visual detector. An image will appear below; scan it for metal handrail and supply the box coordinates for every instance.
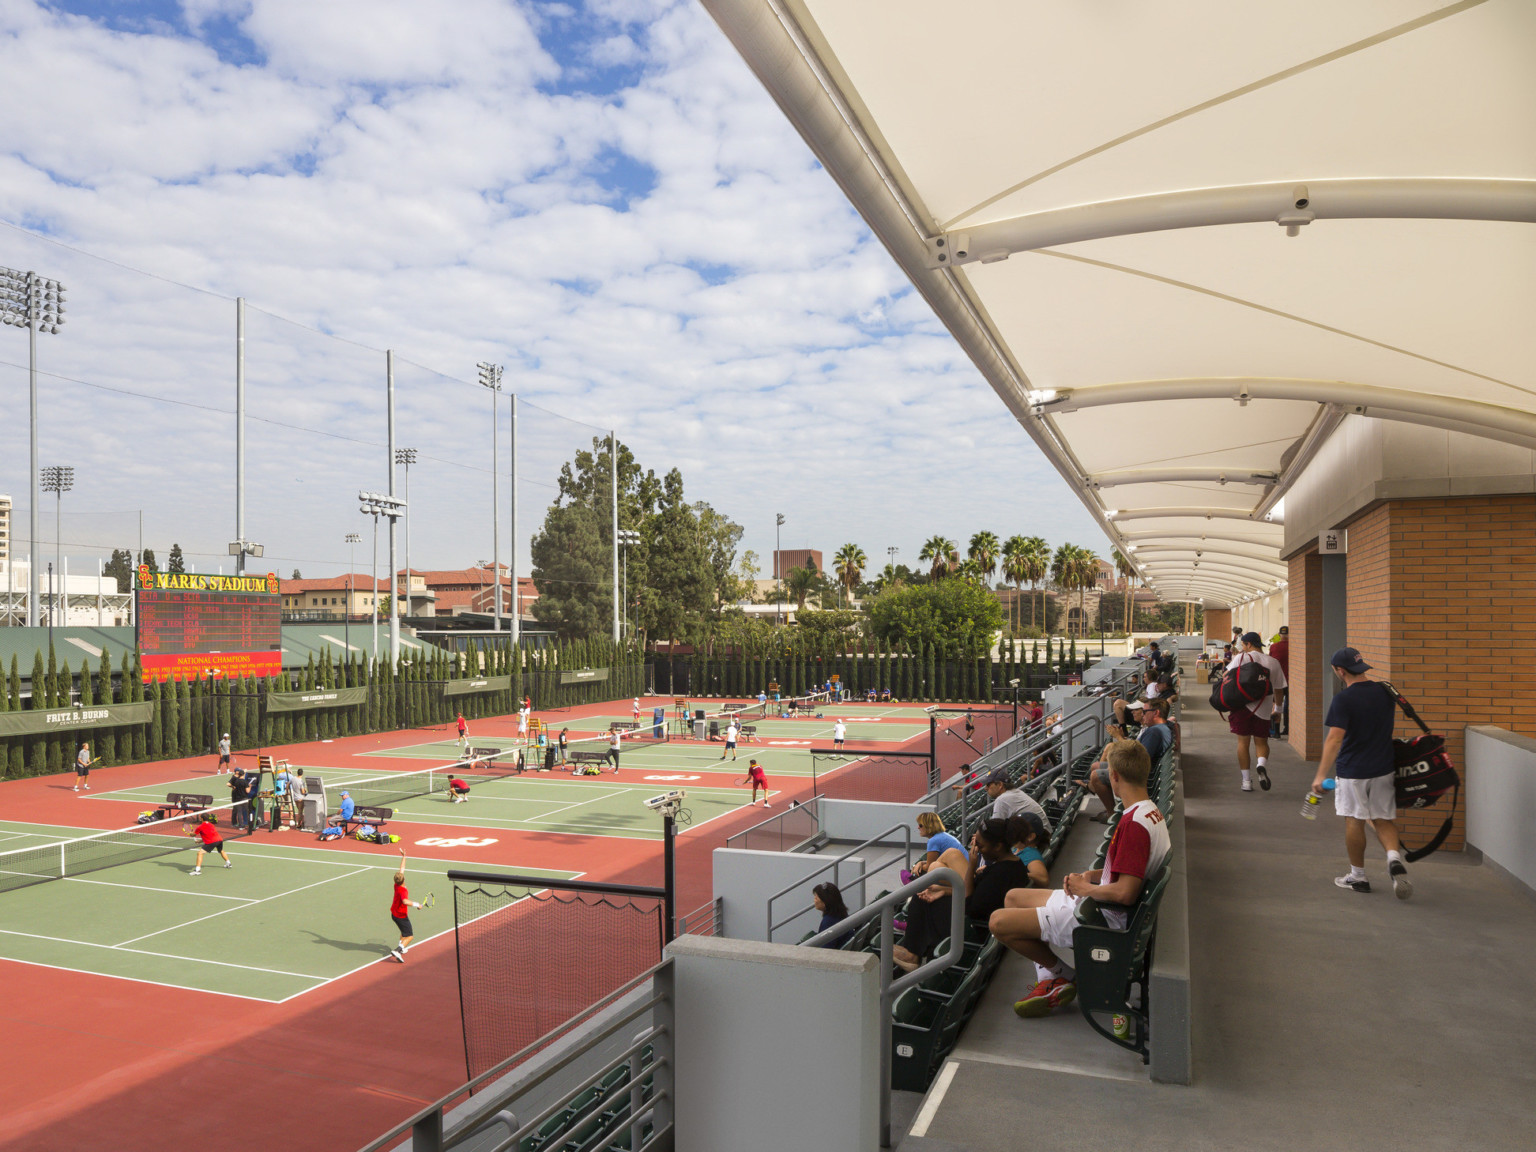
[357,960,672,1152]
[920,708,1102,806]
[766,822,912,937]
[677,896,722,937]
[803,866,967,1149]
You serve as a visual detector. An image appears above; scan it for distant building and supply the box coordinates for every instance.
[410,565,537,618]
[280,574,393,619]
[773,549,823,580]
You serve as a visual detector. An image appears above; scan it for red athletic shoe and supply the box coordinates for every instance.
[1013,977,1077,1018]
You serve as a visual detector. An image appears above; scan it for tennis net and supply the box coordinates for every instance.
[0,801,256,895]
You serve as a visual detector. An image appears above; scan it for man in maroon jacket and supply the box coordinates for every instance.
[1269,626,1290,738]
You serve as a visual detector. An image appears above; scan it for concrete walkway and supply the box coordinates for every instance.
[903,691,1536,1151]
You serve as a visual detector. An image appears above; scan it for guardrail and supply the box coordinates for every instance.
[766,822,913,939]
[804,867,966,1149]
[723,796,821,853]
[677,896,723,938]
[357,962,674,1152]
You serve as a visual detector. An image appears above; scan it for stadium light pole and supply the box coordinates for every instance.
[509,392,519,648]
[478,362,503,632]
[611,432,620,645]
[1,266,66,627]
[40,466,72,627]
[617,529,641,643]
[395,448,417,619]
[775,513,785,626]
[344,532,361,655]
[359,492,405,663]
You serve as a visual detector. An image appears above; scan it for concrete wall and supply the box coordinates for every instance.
[713,847,868,944]
[670,935,880,1152]
[817,798,930,846]
[1466,725,1536,898]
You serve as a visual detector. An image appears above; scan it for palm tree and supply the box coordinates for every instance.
[1001,535,1030,633]
[967,531,1000,586]
[1019,536,1050,630]
[919,536,958,581]
[1112,548,1137,634]
[784,565,820,612]
[833,543,867,606]
[1072,548,1103,637]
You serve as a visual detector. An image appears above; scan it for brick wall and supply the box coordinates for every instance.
[1287,550,1324,759]
[1340,495,1536,851]
[1204,607,1231,644]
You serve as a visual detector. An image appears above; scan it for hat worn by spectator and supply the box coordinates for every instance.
[1128,700,1145,710]
[985,768,1010,786]
[1241,631,1264,648]
[1330,647,1372,674]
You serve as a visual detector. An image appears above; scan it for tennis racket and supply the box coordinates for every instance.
[419,892,436,909]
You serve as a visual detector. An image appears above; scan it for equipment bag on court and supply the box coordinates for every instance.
[1208,655,1270,715]
[1380,681,1461,862]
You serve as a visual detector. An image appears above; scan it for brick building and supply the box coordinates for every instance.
[409,565,537,618]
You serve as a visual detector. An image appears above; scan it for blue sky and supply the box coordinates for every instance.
[0,0,1105,584]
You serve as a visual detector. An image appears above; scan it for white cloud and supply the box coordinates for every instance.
[0,0,1105,590]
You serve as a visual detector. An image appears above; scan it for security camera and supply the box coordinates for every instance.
[644,790,686,810]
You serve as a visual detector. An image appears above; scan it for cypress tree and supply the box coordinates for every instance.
[8,654,21,776]
[128,655,146,762]
[148,676,164,761]
[0,654,9,778]
[177,677,193,758]
[44,644,61,773]
[30,651,48,774]
[77,659,95,767]
[96,650,115,765]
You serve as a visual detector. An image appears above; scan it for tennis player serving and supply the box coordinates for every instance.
[389,850,434,963]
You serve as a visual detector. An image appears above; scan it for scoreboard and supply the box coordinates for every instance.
[136,567,283,681]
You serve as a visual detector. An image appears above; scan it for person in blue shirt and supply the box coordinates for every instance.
[1005,811,1051,887]
[337,790,356,823]
[916,811,965,863]
[812,882,853,948]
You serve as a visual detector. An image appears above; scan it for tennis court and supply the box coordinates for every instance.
[0,816,575,1002]
[86,761,780,839]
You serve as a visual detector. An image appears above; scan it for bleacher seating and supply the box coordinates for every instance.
[517,1043,657,1151]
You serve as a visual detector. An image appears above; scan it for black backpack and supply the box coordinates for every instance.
[1380,682,1460,862]
[1209,654,1270,715]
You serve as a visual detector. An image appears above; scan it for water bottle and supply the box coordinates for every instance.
[1300,790,1323,820]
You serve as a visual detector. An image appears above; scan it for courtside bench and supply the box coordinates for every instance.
[570,751,611,773]
[323,805,392,838]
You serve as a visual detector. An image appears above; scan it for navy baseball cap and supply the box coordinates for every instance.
[1330,647,1372,674]
[1241,631,1264,648]
[985,768,1010,785]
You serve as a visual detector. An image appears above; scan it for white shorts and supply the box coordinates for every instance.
[1036,889,1082,950]
[1335,774,1396,821]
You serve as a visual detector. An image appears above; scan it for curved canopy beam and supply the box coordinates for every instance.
[1086,467,1279,489]
[1031,378,1536,451]
[923,178,1536,268]
[1141,562,1287,587]
[1122,529,1286,549]
[1104,507,1280,524]
[1132,544,1285,566]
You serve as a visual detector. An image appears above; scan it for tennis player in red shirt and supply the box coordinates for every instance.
[741,759,770,808]
[390,850,428,963]
[189,815,232,875]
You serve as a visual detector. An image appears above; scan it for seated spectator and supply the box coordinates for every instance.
[337,790,355,823]
[812,882,853,948]
[1088,698,1172,820]
[989,739,1170,1018]
[1006,811,1051,887]
[1113,669,1174,726]
[895,819,1030,972]
[916,811,965,864]
[984,769,1052,830]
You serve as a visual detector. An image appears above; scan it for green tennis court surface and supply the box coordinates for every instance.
[0,831,575,1001]
[87,764,780,838]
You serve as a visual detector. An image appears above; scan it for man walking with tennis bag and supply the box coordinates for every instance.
[1309,648,1421,898]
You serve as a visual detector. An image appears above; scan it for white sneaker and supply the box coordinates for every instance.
[223,861,233,869]
[1389,859,1412,900]
[73,786,78,792]
[1241,780,1253,792]
[190,868,201,876]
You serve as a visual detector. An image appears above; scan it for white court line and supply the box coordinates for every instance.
[907,1059,959,1138]
[62,876,258,902]
[0,953,288,1003]
[0,927,330,981]
[525,790,627,824]
[114,866,372,947]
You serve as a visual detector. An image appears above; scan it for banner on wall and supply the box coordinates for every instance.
[0,701,156,738]
[442,676,513,698]
[263,686,370,713]
[558,667,610,685]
